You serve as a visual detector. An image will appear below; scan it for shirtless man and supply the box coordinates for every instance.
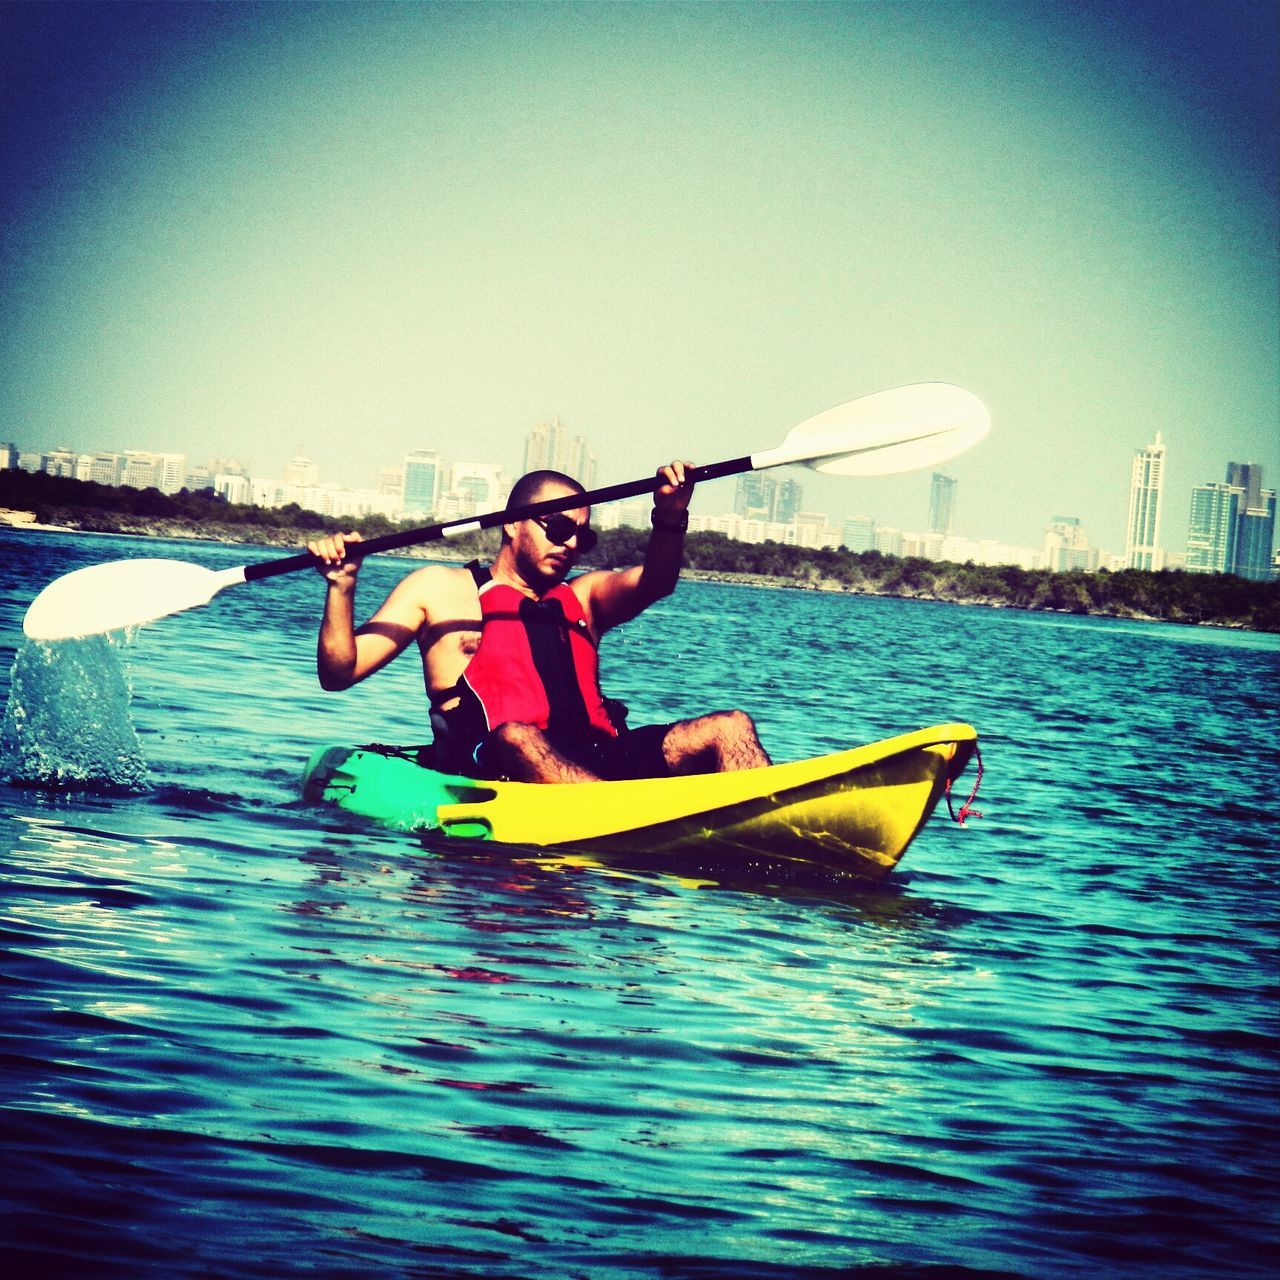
[308,463,770,783]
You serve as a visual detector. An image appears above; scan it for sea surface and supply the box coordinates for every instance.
[2,528,1277,1279]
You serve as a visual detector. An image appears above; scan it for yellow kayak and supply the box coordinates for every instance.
[301,723,980,882]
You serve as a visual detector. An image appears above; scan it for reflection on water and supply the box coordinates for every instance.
[2,531,1278,1279]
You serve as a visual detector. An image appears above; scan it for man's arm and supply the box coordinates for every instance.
[309,532,431,690]
[578,462,694,635]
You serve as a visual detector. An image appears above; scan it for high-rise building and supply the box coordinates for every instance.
[775,478,803,525]
[875,527,905,556]
[1187,463,1277,581]
[1226,462,1263,512]
[929,472,956,536]
[1043,516,1098,572]
[156,453,187,494]
[1185,482,1242,574]
[841,515,876,552]
[792,511,834,548]
[43,447,79,478]
[81,452,125,486]
[733,472,803,523]
[1234,490,1276,582]
[523,417,564,474]
[523,418,597,488]
[734,472,771,520]
[402,450,442,516]
[563,436,597,490]
[1125,433,1165,570]
[122,451,161,489]
[449,462,506,515]
[1224,461,1274,582]
[283,455,319,488]
[215,473,252,504]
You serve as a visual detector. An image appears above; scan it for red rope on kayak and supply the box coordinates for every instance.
[945,743,984,825]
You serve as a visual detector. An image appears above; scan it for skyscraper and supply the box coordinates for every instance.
[1234,490,1276,581]
[734,472,803,523]
[774,478,803,524]
[523,418,597,488]
[734,472,771,520]
[929,472,956,536]
[1225,461,1275,582]
[1125,433,1165,570]
[523,417,564,474]
[1226,461,1263,512]
[564,435,598,490]
[402,450,442,516]
[1185,482,1242,574]
[1188,463,1276,580]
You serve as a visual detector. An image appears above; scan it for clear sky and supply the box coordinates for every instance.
[2,0,1276,555]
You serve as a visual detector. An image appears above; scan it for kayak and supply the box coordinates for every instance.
[300,723,980,883]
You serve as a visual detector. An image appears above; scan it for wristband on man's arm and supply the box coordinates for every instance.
[651,509,689,533]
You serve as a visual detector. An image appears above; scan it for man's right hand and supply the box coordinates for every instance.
[308,531,363,587]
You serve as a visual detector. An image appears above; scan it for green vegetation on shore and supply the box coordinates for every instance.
[5,469,1277,632]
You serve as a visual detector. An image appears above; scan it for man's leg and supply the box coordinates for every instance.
[480,721,601,783]
[661,709,770,775]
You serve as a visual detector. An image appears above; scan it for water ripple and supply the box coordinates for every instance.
[3,537,1278,1277]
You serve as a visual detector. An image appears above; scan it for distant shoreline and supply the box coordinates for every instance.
[5,505,1276,633]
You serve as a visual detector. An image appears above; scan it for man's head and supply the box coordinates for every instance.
[502,470,596,587]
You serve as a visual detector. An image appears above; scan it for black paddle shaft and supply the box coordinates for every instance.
[241,455,754,583]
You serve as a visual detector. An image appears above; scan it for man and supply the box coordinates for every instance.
[308,463,770,783]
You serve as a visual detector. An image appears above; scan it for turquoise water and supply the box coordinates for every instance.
[2,528,1277,1279]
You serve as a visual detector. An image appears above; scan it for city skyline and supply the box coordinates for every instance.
[1,3,1275,559]
[8,422,1275,576]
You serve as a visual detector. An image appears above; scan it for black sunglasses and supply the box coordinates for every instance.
[533,513,597,554]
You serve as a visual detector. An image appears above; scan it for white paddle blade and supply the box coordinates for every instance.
[22,559,246,641]
[754,383,991,476]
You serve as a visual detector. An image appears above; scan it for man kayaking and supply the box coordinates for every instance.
[308,463,771,783]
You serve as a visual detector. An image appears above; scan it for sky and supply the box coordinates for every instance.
[1,0,1276,556]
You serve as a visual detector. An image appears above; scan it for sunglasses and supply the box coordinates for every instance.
[533,513,598,554]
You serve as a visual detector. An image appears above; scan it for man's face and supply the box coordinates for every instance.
[511,486,593,586]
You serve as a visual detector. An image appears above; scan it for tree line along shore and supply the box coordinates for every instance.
[5,469,1278,633]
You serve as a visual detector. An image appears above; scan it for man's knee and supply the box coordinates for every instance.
[489,720,542,749]
[480,720,549,770]
[483,720,598,784]
[695,708,757,743]
[664,708,762,769]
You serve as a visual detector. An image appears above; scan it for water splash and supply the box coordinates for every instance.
[1,634,149,792]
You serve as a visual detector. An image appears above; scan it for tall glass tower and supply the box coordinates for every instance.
[1224,462,1274,581]
[733,472,803,523]
[402,450,441,517]
[1125,433,1165,570]
[929,472,956,536]
[523,418,598,488]
[1185,482,1241,574]
[1235,491,1277,581]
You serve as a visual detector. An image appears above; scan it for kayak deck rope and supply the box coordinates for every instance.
[945,744,984,825]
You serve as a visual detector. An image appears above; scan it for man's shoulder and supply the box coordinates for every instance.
[403,561,480,582]
[566,567,610,594]
[569,565,638,590]
[394,562,480,600]
[567,565,643,613]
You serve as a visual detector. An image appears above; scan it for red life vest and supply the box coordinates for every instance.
[458,580,618,740]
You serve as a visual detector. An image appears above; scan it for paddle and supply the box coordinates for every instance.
[22,382,990,641]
